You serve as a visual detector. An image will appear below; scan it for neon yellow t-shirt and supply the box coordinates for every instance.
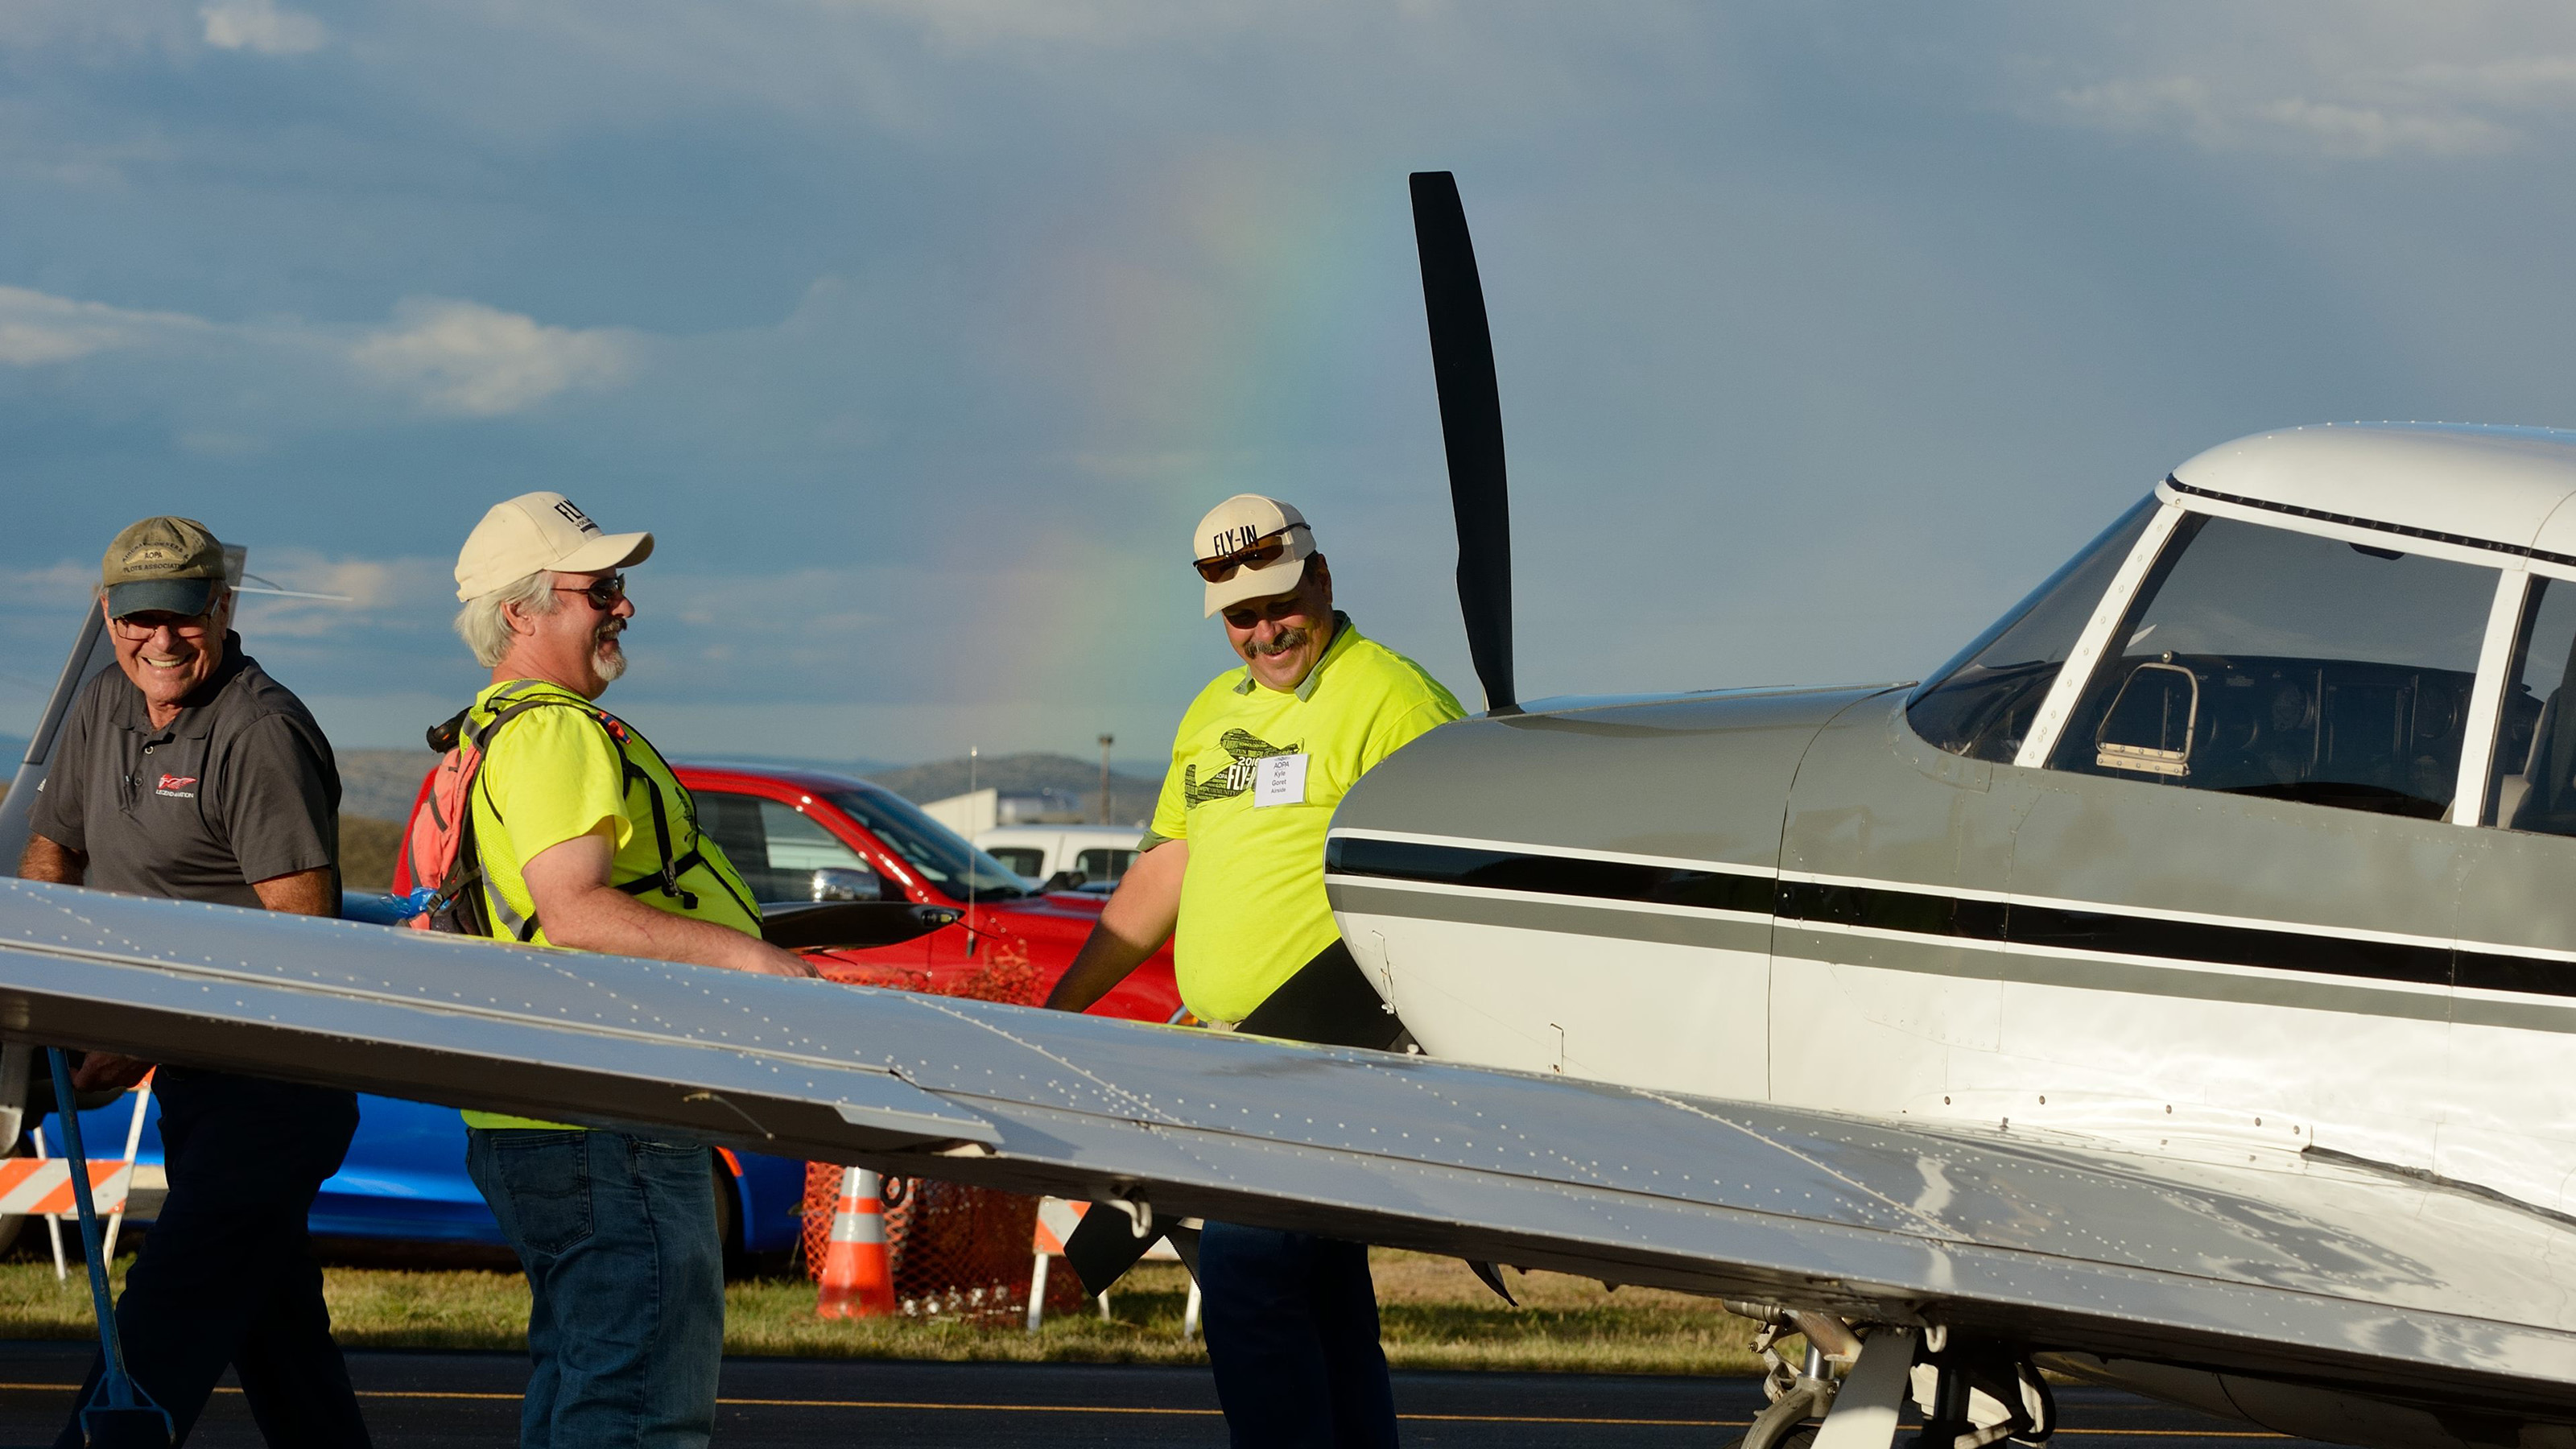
[1151,617,1463,1022]
[460,679,763,1129]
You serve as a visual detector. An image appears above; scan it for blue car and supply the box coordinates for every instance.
[27,895,809,1263]
[45,1092,806,1259]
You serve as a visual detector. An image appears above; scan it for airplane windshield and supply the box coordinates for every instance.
[829,787,1028,902]
[2050,514,2496,819]
[1909,496,2158,763]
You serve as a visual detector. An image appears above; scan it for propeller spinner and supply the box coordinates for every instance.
[1410,171,1518,716]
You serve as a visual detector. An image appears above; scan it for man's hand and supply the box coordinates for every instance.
[18,835,85,886]
[71,1055,152,1093]
[523,825,817,978]
[1043,840,1186,1013]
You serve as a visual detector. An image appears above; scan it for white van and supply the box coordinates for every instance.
[976,824,1143,893]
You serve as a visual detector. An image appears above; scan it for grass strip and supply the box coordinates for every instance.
[0,1253,1769,1375]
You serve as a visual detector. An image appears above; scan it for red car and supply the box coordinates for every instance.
[391,762,1180,1022]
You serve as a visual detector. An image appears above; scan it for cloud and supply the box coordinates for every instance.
[2032,10,2576,159]
[200,0,324,56]
[0,286,646,421]
[230,551,453,638]
[0,285,202,365]
[849,0,1261,50]
[349,299,639,417]
[0,561,94,609]
[2052,75,2516,158]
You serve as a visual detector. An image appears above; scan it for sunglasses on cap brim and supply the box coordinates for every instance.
[1192,524,1308,584]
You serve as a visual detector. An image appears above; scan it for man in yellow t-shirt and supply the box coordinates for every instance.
[446,491,813,1449]
[1046,493,1462,1449]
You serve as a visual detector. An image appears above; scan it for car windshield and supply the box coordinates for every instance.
[829,787,1028,902]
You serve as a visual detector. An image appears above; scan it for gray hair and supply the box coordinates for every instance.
[452,571,559,668]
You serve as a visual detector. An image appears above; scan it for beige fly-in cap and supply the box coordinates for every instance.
[1193,494,1315,617]
[454,492,654,601]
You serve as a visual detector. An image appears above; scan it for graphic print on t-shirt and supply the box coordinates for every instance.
[1183,729,1305,808]
[155,774,198,799]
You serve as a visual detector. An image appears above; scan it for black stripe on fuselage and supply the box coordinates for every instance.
[1328,836,2541,997]
[1322,837,1774,914]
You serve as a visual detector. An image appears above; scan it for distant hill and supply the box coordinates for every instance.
[866,752,1159,828]
[339,749,439,822]
[330,746,1162,828]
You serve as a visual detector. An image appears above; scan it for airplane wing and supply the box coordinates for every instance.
[0,877,2570,1428]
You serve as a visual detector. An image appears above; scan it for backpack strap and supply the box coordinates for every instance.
[410,684,568,941]
[465,687,756,938]
[600,719,759,925]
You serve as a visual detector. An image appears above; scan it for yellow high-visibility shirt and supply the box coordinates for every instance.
[460,678,762,1129]
[1150,617,1463,1022]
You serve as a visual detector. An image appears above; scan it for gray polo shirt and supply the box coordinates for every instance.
[31,634,340,909]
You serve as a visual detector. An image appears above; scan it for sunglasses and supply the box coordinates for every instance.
[1193,525,1307,584]
[1222,594,1312,630]
[109,611,219,642]
[552,573,627,610]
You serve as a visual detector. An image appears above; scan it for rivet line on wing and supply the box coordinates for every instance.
[0,937,901,1081]
[1360,1062,1635,1189]
[898,996,1186,1125]
[1636,1090,1959,1241]
[1091,1107,1969,1241]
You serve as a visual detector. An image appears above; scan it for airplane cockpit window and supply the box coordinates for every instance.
[2049,514,2495,819]
[2484,577,2576,836]
[1908,496,2157,762]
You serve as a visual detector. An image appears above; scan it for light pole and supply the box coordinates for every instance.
[1097,734,1115,825]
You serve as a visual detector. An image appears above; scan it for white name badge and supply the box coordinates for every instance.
[1253,753,1309,807]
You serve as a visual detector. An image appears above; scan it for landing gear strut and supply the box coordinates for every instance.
[1904,1329,2055,1449]
[1724,1302,1869,1449]
[1735,1320,2054,1449]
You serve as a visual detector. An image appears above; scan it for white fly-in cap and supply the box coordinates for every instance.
[454,492,654,601]
[1193,494,1315,617]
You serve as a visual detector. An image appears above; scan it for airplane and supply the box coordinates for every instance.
[2,172,2574,1449]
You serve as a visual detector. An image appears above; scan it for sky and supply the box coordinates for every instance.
[6,2,2576,767]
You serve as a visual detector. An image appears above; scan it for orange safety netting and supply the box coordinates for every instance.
[794,933,1086,1322]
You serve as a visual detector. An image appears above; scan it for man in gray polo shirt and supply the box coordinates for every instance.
[20,516,371,1448]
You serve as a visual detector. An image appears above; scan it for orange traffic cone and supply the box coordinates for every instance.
[815,1166,896,1319]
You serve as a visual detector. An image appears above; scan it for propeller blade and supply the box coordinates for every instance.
[1410,171,1517,716]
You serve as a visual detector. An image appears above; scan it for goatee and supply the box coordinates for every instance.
[593,631,628,683]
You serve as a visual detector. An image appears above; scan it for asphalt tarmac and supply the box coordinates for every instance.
[0,1340,2323,1447]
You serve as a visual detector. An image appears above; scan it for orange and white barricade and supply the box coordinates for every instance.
[8,1153,137,1281]
[1026,1197,1199,1338]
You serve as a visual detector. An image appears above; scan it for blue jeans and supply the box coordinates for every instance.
[1199,1223,1398,1448]
[466,1129,724,1449]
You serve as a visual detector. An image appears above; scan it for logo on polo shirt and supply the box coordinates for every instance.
[1183,729,1302,807]
[155,774,198,799]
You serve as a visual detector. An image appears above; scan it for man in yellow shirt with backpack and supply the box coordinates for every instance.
[432,491,811,1449]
